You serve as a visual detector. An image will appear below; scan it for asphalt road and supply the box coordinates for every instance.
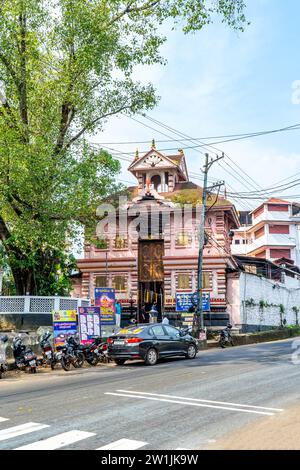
[0,338,300,450]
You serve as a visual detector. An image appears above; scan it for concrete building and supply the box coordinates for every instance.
[232,198,300,266]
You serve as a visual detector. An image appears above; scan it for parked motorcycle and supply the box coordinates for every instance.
[12,334,38,373]
[77,337,107,366]
[219,324,234,348]
[98,341,111,364]
[59,335,85,371]
[39,331,58,370]
[0,335,8,379]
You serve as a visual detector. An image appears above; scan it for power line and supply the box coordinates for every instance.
[91,122,300,146]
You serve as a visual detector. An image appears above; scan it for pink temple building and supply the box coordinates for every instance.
[73,143,240,327]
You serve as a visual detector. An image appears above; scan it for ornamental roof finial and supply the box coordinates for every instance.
[178,148,184,155]
[135,148,139,160]
[151,138,156,149]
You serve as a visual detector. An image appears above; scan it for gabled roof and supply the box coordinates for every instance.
[127,147,188,182]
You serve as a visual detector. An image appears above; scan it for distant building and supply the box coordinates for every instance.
[231,198,300,267]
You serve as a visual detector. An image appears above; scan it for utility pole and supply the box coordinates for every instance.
[194,153,224,337]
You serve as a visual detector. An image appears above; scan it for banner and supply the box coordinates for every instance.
[95,287,116,325]
[52,310,77,348]
[78,307,101,345]
[175,292,210,312]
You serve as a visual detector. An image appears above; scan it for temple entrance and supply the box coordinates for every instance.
[138,240,164,323]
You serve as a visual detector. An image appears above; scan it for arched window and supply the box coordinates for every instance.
[151,174,161,191]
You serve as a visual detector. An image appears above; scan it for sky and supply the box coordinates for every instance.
[90,0,300,211]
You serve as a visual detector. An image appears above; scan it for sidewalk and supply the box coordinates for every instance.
[204,404,300,450]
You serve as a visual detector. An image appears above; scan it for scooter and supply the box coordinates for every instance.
[219,324,234,348]
[12,334,38,373]
[0,335,8,379]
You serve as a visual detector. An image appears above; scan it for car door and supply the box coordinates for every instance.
[150,325,169,356]
[162,325,185,356]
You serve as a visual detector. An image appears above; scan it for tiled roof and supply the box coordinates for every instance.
[266,198,290,204]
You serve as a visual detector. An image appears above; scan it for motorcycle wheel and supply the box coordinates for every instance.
[75,352,85,368]
[50,360,56,370]
[86,355,99,366]
[61,356,71,371]
[219,338,226,348]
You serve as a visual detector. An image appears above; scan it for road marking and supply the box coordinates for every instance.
[105,393,275,416]
[0,417,9,423]
[0,422,49,441]
[15,430,96,450]
[116,390,284,412]
[97,438,147,450]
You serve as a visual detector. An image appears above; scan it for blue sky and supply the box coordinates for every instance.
[92,0,300,210]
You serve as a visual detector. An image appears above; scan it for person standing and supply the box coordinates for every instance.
[115,300,122,328]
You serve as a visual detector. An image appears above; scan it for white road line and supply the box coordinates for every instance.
[105,392,275,416]
[0,422,49,441]
[97,438,147,450]
[0,417,9,423]
[116,390,284,412]
[15,430,96,450]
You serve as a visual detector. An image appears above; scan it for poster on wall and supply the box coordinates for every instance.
[78,306,101,344]
[175,292,210,312]
[52,310,77,348]
[94,288,116,326]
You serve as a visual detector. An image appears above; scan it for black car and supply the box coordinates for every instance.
[107,323,198,366]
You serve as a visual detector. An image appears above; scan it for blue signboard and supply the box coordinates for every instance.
[176,292,210,312]
[94,287,116,325]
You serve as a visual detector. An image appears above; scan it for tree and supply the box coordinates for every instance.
[0,0,247,295]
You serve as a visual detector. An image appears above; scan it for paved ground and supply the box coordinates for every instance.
[0,337,300,450]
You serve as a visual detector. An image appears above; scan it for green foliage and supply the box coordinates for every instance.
[0,0,247,294]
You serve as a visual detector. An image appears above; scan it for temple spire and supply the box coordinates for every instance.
[151,138,156,149]
[135,148,139,160]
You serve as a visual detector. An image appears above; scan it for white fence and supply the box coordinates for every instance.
[0,296,90,314]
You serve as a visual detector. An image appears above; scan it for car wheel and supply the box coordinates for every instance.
[145,348,158,366]
[114,359,126,366]
[186,343,197,359]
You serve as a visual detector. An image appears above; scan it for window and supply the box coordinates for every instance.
[234,240,240,245]
[254,226,265,239]
[113,275,127,292]
[164,325,179,337]
[114,236,127,249]
[202,272,210,289]
[151,325,165,336]
[269,225,289,234]
[95,276,107,288]
[176,232,192,247]
[177,273,190,290]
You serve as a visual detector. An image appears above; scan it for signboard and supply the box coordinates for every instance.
[52,310,77,348]
[95,288,116,325]
[175,292,210,312]
[78,307,101,345]
[180,312,194,327]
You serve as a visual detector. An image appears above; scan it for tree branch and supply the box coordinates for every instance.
[18,11,28,131]
[109,0,161,25]
[0,214,10,243]
[63,103,134,151]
